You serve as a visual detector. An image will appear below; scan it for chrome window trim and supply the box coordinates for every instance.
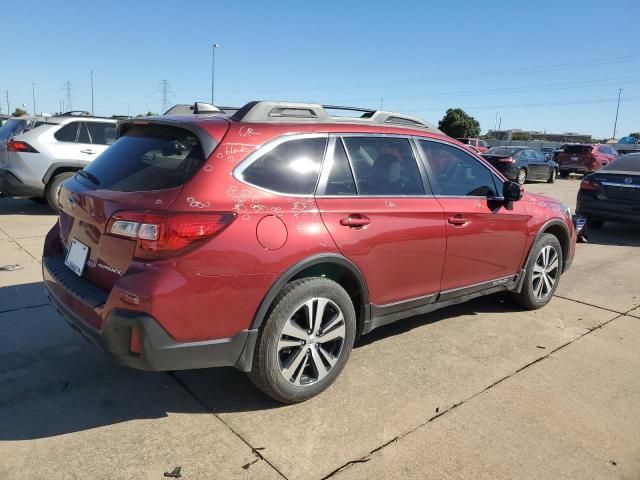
[601,181,640,189]
[232,132,329,198]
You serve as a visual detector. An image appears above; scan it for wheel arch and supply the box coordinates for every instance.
[524,219,570,273]
[250,254,370,336]
[42,162,87,186]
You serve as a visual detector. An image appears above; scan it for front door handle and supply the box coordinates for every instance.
[340,214,370,228]
[448,215,469,226]
[80,149,96,155]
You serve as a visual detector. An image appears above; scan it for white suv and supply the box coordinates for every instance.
[0,113,117,209]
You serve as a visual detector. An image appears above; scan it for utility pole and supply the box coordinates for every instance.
[211,43,220,104]
[32,83,36,115]
[162,79,168,113]
[612,88,622,140]
[65,81,72,111]
[5,91,9,116]
[90,70,95,115]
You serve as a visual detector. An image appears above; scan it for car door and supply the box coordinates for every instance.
[416,139,530,293]
[522,149,541,179]
[316,135,446,307]
[73,122,104,162]
[51,121,91,164]
[85,121,117,157]
[531,149,549,179]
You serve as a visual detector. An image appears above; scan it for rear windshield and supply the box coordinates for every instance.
[485,147,521,156]
[0,119,26,141]
[603,155,640,172]
[82,124,209,192]
[563,145,592,154]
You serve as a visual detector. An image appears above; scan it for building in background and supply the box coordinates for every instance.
[487,129,592,143]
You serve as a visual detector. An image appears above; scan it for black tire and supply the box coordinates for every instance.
[248,277,356,404]
[559,170,570,178]
[511,233,563,310]
[547,168,556,184]
[45,172,75,211]
[587,218,604,229]
[516,168,527,185]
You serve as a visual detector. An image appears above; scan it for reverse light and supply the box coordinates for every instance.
[7,140,39,153]
[107,211,236,260]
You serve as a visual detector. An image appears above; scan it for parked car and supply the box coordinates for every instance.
[482,146,558,184]
[0,112,117,209]
[558,144,617,177]
[457,137,490,153]
[43,101,576,403]
[576,153,640,228]
[540,147,554,160]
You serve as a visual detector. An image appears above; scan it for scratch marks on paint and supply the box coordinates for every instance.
[287,197,329,247]
[225,186,252,220]
[203,164,214,172]
[238,126,262,138]
[187,196,211,208]
[384,200,398,208]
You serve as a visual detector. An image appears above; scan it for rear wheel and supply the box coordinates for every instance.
[517,168,527,185]
[547,168,556,183]
[248,277,356,403]
[511,233,562,310]
[559,170,570,178]
[587,218,604,229]
[45,172,75,211]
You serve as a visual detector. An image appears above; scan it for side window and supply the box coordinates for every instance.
[418,140,499,197]
[77,122,91,143]
[342,137,425,195]
[240,136,327,195]
[87,122,117,145]
[324,139,357,195]
[54,122,80,142]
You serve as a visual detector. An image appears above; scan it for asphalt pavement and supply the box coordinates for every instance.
[1,178,639,479]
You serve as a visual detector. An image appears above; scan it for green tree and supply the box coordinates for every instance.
[12,108,27,117]
[630,132,640,142]
[437,108,480,138]
[135,111,159,117]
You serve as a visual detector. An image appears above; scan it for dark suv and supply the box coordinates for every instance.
[43,101,576,403]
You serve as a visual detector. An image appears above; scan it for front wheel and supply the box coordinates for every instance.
[547,168,556,183]
[248,277,356,403]
[511,233,562,310]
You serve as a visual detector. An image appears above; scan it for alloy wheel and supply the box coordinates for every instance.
[277,297,346,386]
[532,245,559,300]
[517,169,527,185]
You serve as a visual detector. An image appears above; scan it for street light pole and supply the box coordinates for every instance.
[32,83,36,115]
[90,70,95,115]
[211,43,220,105]
[612,88,622,140]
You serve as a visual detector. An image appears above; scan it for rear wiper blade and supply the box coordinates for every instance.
[76,169,100,185]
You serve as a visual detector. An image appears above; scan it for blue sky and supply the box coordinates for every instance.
[3,0,638,138]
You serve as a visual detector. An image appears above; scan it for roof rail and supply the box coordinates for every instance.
[163,102,223,116]
[230,101,441,132]
[57,110,91,117]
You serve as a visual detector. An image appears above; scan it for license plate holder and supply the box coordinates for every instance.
[64,239,90,277]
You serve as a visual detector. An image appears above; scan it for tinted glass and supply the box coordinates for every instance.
[77,122,91,143]
[486,147,522,156]
[324,139,357,195]
[0,119,26,141]
[564,145,592,154]
[82,125,208,192]
[342,137,424,195]
[87,122,117,145]
[602,155,640,172]
[419,140,498,197]
[241,137,327,195]
[54,122,79,142]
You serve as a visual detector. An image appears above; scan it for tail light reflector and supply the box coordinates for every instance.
[107,210,235,260]
[130,327,142,354]
[7,140,38,153]
[499,156,515,163]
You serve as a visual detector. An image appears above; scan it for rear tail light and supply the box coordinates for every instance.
[106,211,235,260]
[499,156,515,163]
[7,140,38,153]
[580,178,599,191]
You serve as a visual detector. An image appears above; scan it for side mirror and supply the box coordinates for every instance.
[503,181,523,202]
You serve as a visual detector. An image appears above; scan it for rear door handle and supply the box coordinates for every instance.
[340,215,370,228]
[448,215,469,226]
[80,149,96,155]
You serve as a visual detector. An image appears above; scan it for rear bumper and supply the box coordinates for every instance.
[43,254,258,372]
[0,168,44,197]
[576,203,640,223]
[559,165,593,174]
[491,164,520,180]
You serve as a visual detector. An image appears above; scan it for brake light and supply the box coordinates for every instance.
[499,156,515,163]
[7,140,38,153]
[107,211,235,260]
[580,178,599,191]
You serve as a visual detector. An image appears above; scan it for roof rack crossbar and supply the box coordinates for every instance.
[231,101,441,132]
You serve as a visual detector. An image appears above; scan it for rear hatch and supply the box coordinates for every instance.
[482,148,518,167]
[559,145,593,167]
[56,119,227,291]
[588,156,640,204]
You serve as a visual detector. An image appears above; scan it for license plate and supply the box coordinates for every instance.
[64,239,89,276]
[571,156,578,161]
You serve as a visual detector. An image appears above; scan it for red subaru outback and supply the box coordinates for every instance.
[43,101,576,403]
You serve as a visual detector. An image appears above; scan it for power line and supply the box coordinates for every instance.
[64,81,72,111]
[156,80,174,113]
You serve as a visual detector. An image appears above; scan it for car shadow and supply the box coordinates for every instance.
[0,196,54,216]
[585,221,640,247]
[0,282,523,440]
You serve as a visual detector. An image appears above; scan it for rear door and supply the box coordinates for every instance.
[316,135,446,306]
[527,149,546,179]
[417,139,530,293]
[559,145,593,170]
[85,121,117,157]
[51,121,92,165]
